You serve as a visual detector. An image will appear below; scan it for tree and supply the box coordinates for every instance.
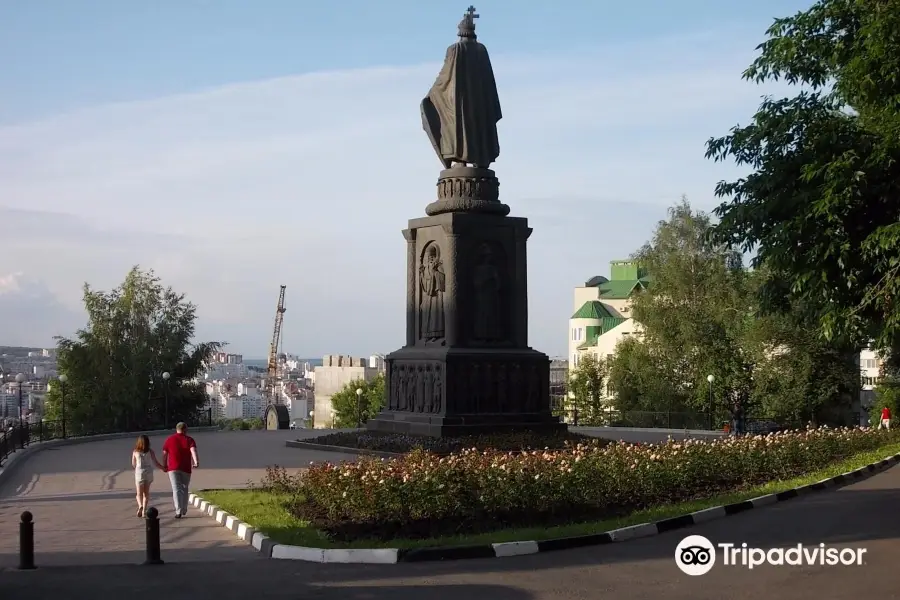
[606,336,686,413]
[705,0,900,349]
[621,198,755,420]
[605,199,860,426]
[330,373,385,428]
[566,354,607,425]
[747,304,859,425]
[43,267,220,434]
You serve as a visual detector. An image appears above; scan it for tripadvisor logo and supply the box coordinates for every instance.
[675,535,867,575]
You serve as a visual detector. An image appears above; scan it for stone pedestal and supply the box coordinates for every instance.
[367,169,565,437]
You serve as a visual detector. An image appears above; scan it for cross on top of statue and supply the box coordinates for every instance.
[458,5,479,39]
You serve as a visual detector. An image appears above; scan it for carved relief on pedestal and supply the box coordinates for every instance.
[441,358,547,415]
[419,242,446,341]
[386,361,445,415]
[473,243,504,342]
[433,365,443,413]
[389,366,400,410]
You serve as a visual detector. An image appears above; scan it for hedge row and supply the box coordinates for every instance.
[264,427,900,541]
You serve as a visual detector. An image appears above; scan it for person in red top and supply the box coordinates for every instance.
[161,422,199,518]
[879,406,892,431]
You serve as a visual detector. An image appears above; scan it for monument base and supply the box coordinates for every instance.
[366,346,567,438]
[425,166,510,217]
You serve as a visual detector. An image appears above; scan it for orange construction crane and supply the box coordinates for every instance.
[266,285,287,405]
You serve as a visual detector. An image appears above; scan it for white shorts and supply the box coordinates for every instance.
[136,472,154,485]
[882,419,891,427]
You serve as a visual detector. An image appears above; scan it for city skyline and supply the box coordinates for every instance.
[0,1,807,357]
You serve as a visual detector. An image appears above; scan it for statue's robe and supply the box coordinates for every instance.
[421,38,502,169]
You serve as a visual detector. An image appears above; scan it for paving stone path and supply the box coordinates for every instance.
[0,429,358,567]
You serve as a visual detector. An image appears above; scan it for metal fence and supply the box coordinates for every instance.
[0,408,213,468]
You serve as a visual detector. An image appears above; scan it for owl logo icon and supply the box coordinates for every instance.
[675,535,716,576]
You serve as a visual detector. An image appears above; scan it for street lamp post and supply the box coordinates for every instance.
[162,372,171,429]
[569,373,579,426]
[707,374,715,430]
[356,388,363,429]
[58,373,68,439]
[1,374,7,419]
[15,373,25,424]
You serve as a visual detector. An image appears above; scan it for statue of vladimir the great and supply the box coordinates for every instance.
[421,7,502,170]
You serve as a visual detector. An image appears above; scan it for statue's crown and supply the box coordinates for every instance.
[458,6,478,40]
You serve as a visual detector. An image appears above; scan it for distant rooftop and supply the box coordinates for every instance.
[581,260,650,300]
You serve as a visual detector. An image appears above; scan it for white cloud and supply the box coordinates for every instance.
[0,273,81,347]
[0,29,792,357]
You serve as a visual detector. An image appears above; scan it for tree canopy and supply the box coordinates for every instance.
[706,0,900,348]
[606,199,860,426]
[44,267,220,434]
[609,199,754,419]
[566,353,607,425]
[330,373,385,428]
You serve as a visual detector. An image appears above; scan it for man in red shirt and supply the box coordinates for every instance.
[161,422,199,518]
[879,406,892,430]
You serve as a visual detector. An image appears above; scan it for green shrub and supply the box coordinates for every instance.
[217,418,262,431]
[275,426,900,541]
[869,379,900,427]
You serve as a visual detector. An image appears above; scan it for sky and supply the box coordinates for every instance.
[0,0,812,358]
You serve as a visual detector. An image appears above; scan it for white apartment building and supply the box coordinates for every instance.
[203,363,249,380]
[569,260,649,373]
[369,354,386,372]
[859,346,885,416]
[313,355,380,427]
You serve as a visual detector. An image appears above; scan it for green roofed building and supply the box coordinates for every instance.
[568,260,650,372]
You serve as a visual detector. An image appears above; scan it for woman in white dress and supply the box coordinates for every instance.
[131,435,166,517]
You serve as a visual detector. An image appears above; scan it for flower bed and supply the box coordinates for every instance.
[268,427,900,542]
[303,429,600,454]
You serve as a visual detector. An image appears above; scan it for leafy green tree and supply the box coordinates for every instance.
[566,353,607,425]
[606,199,859,426]
[625,198,755,419]
[747,302,860,426]
[706,0,900,348]
[331,373,385,428]
[43,267,219,434]
[606,336,687,413]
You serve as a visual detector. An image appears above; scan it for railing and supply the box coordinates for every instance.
[552,407,798,433]
[0,408,213,468]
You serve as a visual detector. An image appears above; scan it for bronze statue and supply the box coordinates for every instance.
[421,6,502,169]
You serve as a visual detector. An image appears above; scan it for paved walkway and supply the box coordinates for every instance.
[0,429,358,567]
[2,428,900,599]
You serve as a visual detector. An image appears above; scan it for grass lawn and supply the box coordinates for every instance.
[200,441,900,550]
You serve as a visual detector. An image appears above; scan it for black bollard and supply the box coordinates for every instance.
[143,507,164,565]
[19,511,35,570]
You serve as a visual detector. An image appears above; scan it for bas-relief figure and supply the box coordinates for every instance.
[388,362,445,414]
[433,369,443,413]
[421,6,502,169]
[420,243,446,340]
[474,243,502,341]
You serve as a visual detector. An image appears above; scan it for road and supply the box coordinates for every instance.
[1,428,898,600]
